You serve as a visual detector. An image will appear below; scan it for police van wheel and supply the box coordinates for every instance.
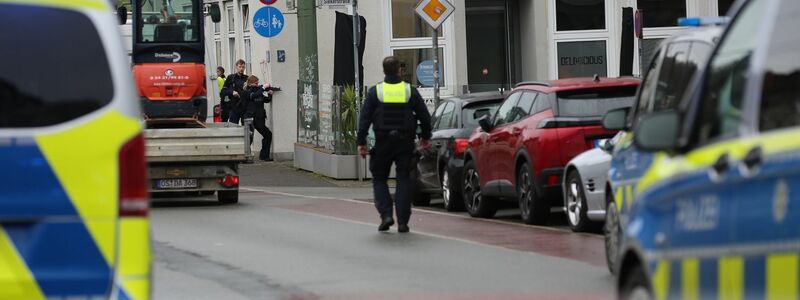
[621,264,652,300]
[605,193,621,275]
[218,190,239,204]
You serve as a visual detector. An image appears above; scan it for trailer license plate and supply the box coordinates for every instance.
[157,179,198,189]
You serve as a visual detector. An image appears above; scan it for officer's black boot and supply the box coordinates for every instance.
[378,216,394,232]
[398,224,409,233]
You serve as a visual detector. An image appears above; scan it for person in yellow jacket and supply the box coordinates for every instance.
[357,56,432,233]
[214,66,231,121]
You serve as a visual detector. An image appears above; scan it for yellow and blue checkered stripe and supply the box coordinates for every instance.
[648,253,799,300]
[0,111,149,299]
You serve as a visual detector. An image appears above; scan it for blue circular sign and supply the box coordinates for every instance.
[253,7,285,38]
[415,60,443,87]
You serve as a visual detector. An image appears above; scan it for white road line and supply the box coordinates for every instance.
[241,187,602,239]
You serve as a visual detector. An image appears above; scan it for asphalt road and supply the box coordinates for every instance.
[150,162,614,300]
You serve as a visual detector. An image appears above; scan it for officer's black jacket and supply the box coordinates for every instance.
[357,75,432,146]
[242,85,272,118]
[221,73,248,110]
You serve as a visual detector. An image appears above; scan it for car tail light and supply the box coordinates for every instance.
[119,134,149,217]
[454,139,469,157]
[220,175,239,188]
[547,175,559,186]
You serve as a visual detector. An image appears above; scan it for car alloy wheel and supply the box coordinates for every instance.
[463,168,481,215]
[566,178,582,227]
[518,170,534,221]
[442,171,451,208]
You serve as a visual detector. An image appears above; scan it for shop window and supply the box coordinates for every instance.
[556,0,605,31]
[393,48,446,88]
[641,38,664,71]
[637,0,686,27]
[391,0,442,38]
[556,40,607,79]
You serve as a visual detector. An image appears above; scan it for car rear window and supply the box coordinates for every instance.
[556,86,637,117]
[0,4,113,128]
[462,101,502,128]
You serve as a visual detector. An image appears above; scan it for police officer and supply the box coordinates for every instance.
[213,66,231,122]
[357,56,432,233]
[220,59,248,124]
[241,75,274,162]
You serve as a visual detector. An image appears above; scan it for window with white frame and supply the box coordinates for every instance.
[215,40,223,70]
[555,0,605,31]
[226,4,235,33]
[241,3,250,32]
[551,0,611,79]
[228,37,236,71]
[244,38,252,74]
[386,0,451,93]
[637,0,686,28]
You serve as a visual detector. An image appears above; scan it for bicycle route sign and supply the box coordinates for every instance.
[253,6,285,38]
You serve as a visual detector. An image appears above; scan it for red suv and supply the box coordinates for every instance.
[462,77,640,224]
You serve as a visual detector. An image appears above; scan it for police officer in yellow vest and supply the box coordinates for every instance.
[358,56,432,233]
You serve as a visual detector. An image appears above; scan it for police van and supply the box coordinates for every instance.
[0,1,151,299]
[615,0,800,298]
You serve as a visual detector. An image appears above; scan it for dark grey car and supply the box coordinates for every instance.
[411,92,503,211]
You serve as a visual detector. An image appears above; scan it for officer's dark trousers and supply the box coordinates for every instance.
[220,101,231,122]
[250,116,272,159]
[370,137,415,225]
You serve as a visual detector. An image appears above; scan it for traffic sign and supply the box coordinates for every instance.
[253,6,285,38]
[414,0,455,29]
[260,0,277,5]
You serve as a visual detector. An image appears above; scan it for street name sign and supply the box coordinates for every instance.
[414,0,455,29]
[320,0,351,8]
[254,6,285,38]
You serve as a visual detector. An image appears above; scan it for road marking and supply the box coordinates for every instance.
[241,187,601,238]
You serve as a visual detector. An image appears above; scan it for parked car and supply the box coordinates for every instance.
[562,133,621,232]
[0,1,151,299]
[615,1,800,297]
[412,92,503,211]
[601,23,723,275]
[462,77,639,224]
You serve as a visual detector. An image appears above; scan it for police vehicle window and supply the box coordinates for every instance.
[634,49,663,123]
[758,1,800,132]
[462,101,501,128]
[437,102,456,130]
[531,93,551,114]
[0,5,113,128]
[557,87,637,118]
[494,92,521,127]
[653,42,690,111]
[694,0,767,145]
[137,0,199,43]
[431,102,447,129]
[509,92,536,123]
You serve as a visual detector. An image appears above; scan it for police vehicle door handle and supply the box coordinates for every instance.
[742,146,763,171]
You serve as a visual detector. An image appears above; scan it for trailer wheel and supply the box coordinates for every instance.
[218,190,238,204]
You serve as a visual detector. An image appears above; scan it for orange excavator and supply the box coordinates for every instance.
[122,0,221,127]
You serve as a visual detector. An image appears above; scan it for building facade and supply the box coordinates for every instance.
[202,0,735,160]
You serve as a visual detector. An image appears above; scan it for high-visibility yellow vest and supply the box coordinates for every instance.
[377,82,411,103]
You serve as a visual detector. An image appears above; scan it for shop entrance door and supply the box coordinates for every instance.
[465,0,517,93]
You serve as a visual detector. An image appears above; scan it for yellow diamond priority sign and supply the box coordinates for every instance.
[414,0,455,29]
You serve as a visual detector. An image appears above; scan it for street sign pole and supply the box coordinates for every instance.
[352,0,363,181]
[432,27,439,107]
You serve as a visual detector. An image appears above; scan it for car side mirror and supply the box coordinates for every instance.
[473,108,491,120]
[208,4,221,23]
[117,6,128,25]
[602,107,630,131]
[634,111,681,152]
[478,115,493,132]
